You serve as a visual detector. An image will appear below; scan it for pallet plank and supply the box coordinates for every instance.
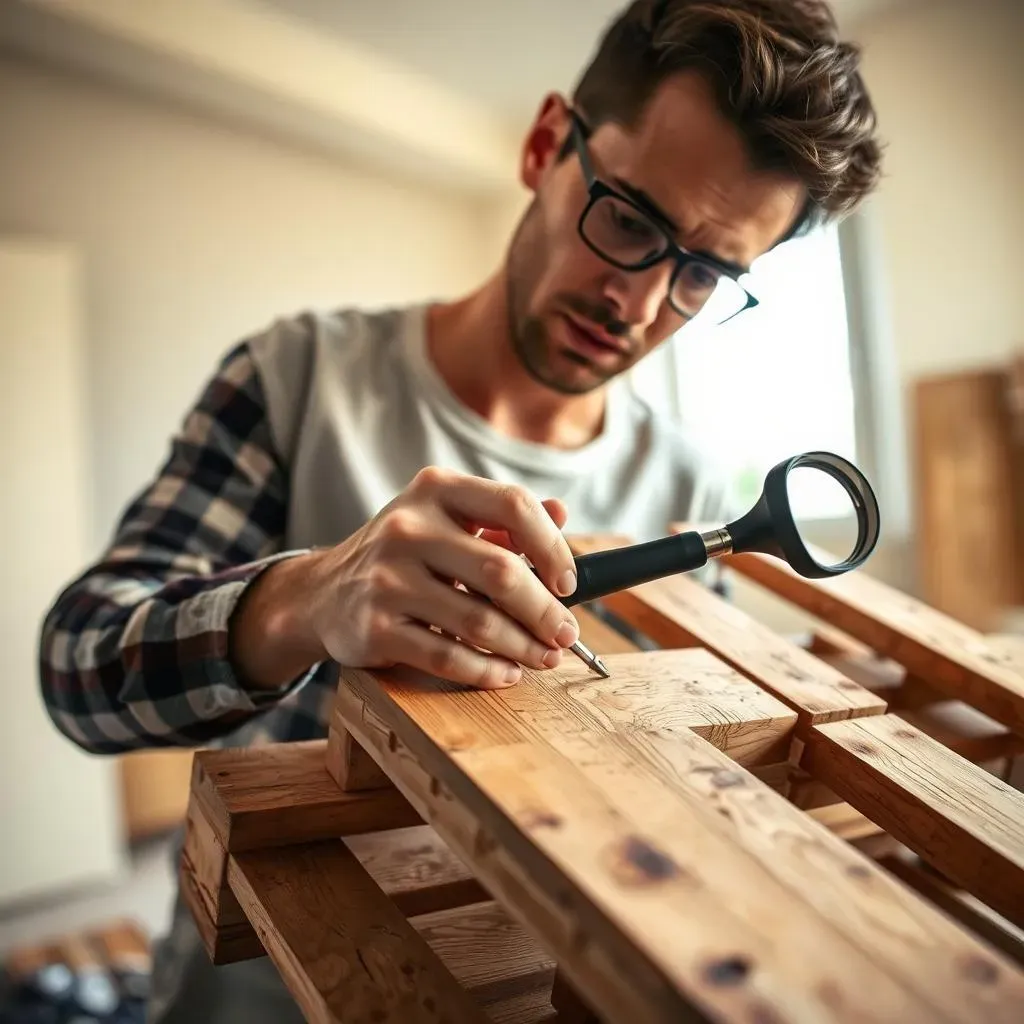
[227,840,490,1024]
[338,661,1024,1023]
[721,548,1024,736]
[326,724,392,792]
[410,901,555,1010]
[370,648,796,767]
[876,854,1024,969]
[562,648,796,765]
[803,714,1024,927]
[343,825,490,918]
[192,739,421,852]
[568,535,885,728]
[452,736,963,1024]
[543,726,1020,1023]
[179,797,263,964]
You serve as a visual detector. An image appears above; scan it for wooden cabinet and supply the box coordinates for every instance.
[119,750,195,842]
[914,360,1024,632]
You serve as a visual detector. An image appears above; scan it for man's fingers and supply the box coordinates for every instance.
[404,574,559,671]
[542,497,569,531]
[425,473,577,599]
[388,623,524,690]
[420,530,578,653]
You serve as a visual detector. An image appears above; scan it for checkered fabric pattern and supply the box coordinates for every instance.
[38,343,335,755]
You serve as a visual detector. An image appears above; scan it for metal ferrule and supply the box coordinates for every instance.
[700,527,734,559]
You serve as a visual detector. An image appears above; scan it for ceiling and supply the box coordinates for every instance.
[260,0,907,127]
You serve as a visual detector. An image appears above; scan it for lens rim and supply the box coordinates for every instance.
[764,451,881,578]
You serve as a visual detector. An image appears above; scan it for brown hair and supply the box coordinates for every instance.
[570,0,883,233]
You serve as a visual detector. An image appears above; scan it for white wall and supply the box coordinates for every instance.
[0,55,492,556]
[0,239,124,906]
[856,0,1023,381]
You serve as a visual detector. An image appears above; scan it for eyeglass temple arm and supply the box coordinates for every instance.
[569,113,598,188]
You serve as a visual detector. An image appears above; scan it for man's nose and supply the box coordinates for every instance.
[599,261,673,330]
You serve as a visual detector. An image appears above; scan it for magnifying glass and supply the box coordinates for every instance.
[561,450,880,609]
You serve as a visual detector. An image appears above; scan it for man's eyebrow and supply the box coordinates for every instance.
[613,176,751,277]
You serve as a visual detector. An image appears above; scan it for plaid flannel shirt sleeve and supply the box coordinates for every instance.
[38,342,317,754]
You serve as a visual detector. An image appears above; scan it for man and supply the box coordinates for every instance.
[39,0,882,1018]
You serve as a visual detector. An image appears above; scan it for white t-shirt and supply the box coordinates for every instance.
[247,302,733,550]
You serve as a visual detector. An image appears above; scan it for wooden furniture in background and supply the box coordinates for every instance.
[119,750,194,842]
[914,361,1024,632]
[179,531,1024,1023]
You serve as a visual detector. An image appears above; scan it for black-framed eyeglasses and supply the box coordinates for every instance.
[568,111,759,325]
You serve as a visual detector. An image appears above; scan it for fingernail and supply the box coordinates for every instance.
[557,570,577,597]
[542,647,563,669]
[504,664,522,685]
[555,620,578,648]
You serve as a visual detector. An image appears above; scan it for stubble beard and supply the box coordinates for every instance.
[505,205,615,397]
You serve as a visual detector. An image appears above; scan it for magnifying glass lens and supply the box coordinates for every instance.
[785,465,862,569]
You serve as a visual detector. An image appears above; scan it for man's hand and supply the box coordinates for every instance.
[230,467,580,690]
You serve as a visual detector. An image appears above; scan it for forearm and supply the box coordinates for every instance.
[39,553,315,753]
[228,551,327,690]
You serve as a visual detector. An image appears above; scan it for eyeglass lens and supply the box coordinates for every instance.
[581,193,747,322]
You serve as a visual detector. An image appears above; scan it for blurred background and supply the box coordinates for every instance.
[0,0,1021,1003]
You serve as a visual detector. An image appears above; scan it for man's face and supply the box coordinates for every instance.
[506,71,806,395]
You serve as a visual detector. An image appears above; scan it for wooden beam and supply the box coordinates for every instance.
[803,715,1024,927]
[338,662,1024,1023]
[720,548,1024,736]
[326,724,392,792]
[567,535,885,729]
[876,854,1024,969]
[191,739,421,852]
[344,824,490,918]
[410,901,555,1015]
[227,839,491,1024]
[178,797,263,964]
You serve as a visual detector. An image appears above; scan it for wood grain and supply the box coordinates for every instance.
[410,901,555,1010]
[877,854,1024,969]
[326,724,392,791]
[551,726,1021,1022]
[192,739,421,852]
[361,648,796,767]
[812,652,1022,761]
[228,839,490,1024]
[803,714,1024,927]
[722,548,1024,736]
[179,797,262,964]
[344,824,490,918]
[335,675,719,1024]
[899,702,1023,763]
[338,661,1024,1023]
[562,648,797,766]
[454,735,977,1024]
[568,535,885,728]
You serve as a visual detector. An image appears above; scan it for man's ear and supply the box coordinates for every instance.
[519,93,571,193]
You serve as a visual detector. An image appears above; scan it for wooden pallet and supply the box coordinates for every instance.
[181,533,1024,1023]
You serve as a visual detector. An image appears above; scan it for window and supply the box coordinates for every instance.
[628,223,860,520]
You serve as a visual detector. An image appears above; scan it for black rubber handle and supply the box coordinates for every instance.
[560,532,708,607]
